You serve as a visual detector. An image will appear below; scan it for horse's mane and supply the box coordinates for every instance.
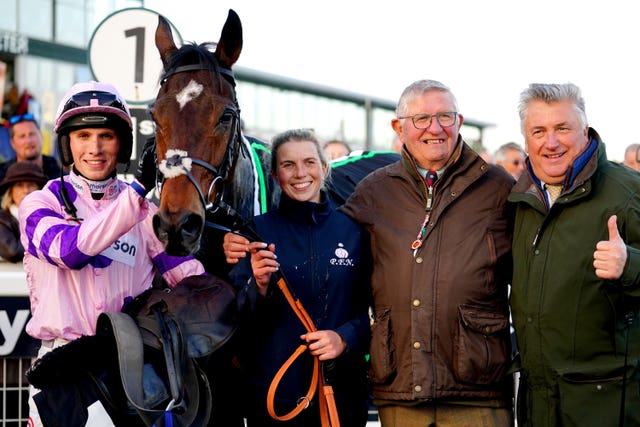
[226,140,257,222]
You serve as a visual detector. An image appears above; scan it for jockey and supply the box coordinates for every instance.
[21,81,205,427]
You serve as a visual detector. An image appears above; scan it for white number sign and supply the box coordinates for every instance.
[88,8,182,105]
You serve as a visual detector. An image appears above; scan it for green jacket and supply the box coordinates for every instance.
[509,129,640,426]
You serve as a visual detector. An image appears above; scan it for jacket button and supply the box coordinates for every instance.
[415,257,423,264]
[413,341,421,349]
[414,385,422,392]
[413,299,421,307]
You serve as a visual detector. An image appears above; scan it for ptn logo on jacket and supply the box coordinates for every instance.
[329,243,354,267]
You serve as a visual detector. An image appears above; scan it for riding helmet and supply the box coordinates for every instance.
[54,81,133,167]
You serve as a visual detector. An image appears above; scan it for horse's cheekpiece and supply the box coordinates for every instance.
[27,274,238,427]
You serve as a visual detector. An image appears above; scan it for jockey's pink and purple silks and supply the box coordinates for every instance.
[19,171,204,341]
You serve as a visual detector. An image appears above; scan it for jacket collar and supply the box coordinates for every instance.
[68,170,121,201]
[511,127,604,205]
[278,190,332,225]
[396,136,488,193]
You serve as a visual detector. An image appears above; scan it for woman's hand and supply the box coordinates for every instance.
[250,243,278,294]
[223,232,278,295]
[302,330,346,360]
[223,232,265,264]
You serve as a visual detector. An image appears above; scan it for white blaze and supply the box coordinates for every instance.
[175,79,204,109]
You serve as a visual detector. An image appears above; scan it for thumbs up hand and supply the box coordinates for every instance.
[593,215,627,280]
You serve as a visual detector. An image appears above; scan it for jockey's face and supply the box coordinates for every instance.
[69,128,120,181]
[273,140,327,203]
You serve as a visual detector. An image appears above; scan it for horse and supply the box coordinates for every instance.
[150,9,398,276]
[150,10,276,278]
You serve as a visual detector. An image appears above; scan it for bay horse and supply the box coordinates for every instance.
[151,10,278,276]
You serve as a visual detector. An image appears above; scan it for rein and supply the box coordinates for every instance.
[267,276,341,427]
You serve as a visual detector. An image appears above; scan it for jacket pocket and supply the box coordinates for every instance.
[557,363,640,427]
[369,307,396,384]
[454,304,509,384]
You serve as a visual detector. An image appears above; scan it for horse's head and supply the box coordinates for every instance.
[151,10,243,256]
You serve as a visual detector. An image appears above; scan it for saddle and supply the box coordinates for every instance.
[27,274,238,427]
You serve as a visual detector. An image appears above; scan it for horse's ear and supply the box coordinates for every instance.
[156,15,177,66]
[215,9,243,69]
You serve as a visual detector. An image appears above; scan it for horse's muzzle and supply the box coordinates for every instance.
[153,211,204,256]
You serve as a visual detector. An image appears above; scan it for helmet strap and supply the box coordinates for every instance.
[58,170,83,223]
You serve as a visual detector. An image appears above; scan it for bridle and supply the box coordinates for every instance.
[155,61,247,224]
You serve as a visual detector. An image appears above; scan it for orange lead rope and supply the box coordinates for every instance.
[266,277,341,427]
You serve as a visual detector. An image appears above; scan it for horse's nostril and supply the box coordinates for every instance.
[182,214,204,239]
[152,215,169,242]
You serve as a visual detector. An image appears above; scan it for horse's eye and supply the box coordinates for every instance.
[218,112,234,126]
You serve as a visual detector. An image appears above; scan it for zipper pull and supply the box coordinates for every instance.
[426,186,433,210]
[532,227,541,249]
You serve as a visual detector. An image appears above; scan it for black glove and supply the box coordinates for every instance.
[134,137,157,195]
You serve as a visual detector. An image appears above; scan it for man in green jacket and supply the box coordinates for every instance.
[510,82,640,426]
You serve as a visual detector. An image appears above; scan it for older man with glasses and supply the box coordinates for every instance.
[0,113,62,181]
[340,79,515,426]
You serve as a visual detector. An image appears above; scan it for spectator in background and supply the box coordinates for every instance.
[622,143,640,171]
[0,114,62,181]
[494,142,526,180]
[0,161,47,262]
[323,139,351,160]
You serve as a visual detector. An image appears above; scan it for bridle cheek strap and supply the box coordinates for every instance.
[266,277,340,427]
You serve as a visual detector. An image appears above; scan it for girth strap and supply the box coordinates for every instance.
[266,277,341,427]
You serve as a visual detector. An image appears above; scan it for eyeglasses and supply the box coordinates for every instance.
[60,91,127,115]
[10,113,37,126]
[398,112,458,129]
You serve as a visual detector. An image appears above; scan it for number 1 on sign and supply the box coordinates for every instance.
[124,27,145,83]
